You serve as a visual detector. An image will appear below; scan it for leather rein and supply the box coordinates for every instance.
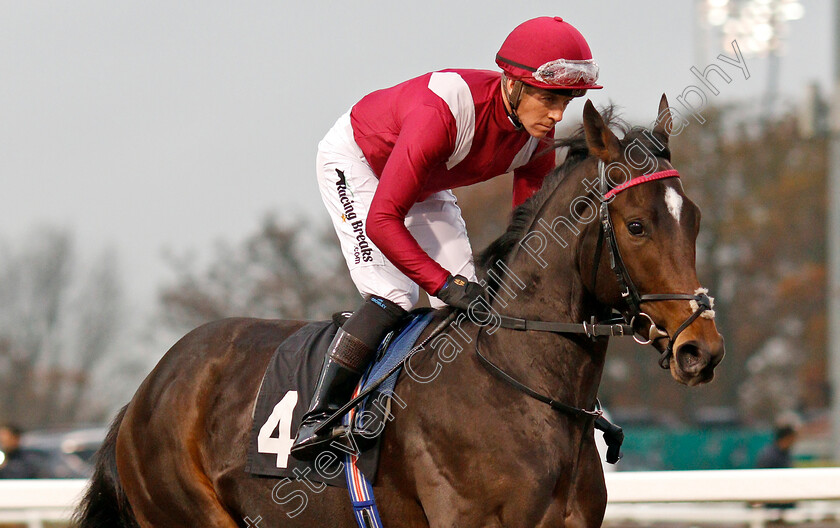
[475,160,715,420]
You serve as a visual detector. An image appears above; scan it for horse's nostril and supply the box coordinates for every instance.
[675,341,708,375]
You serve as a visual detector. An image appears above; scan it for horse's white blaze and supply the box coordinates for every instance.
[665,186,683,223]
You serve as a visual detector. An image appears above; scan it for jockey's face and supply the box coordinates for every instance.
[506,79,573,138]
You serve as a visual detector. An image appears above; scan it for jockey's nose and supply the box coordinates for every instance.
[548,108,564,123]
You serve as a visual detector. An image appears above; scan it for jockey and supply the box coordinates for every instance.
[291,16,601,459]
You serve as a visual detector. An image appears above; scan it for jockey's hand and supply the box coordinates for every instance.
[436,275,484,310]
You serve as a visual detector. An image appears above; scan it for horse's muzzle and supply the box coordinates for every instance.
[673,335,725,386]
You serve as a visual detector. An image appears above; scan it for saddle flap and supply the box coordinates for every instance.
[246,311,434,487]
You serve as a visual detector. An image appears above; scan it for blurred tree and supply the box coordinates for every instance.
[0,228,123,428]
[157,215,358,335]
[663,107,827,424]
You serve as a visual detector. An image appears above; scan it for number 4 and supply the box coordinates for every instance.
[258,391,299,468]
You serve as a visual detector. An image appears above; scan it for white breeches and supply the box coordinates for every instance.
[315,111,476,311]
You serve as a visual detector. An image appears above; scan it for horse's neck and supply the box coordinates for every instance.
[480,176,607,411]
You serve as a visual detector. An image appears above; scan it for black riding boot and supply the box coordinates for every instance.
[290,296,406,460]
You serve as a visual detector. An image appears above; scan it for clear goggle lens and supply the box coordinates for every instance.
[533,59,599,86]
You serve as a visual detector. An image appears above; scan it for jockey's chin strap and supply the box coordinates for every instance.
[500,74,524,130]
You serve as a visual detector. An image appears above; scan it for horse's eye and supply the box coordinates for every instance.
[627,221,645,236]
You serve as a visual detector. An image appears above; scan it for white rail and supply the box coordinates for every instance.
[0,479,86,528]
[607,467,840,502]
[603,468,840,528]
[0,469,838,527]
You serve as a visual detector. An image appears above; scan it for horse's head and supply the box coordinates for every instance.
[580,95,725,386]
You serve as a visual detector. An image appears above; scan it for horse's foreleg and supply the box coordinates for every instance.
[563,441,607,528]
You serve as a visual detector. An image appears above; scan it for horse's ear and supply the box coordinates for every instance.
[583,100,621,163]
[653,93,672,145]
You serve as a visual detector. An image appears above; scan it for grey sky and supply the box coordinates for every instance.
[0,1,832,308]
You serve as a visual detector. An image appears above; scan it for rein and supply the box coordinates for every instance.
[473,159,716,420]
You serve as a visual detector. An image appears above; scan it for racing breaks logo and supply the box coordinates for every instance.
[335,169,373,265]
[335,169,356,223]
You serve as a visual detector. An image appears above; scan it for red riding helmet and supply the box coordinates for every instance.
[496,16,602,91]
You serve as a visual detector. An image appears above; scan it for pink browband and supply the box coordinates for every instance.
[603,169,680,201]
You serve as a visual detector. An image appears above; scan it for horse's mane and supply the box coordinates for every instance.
[476,105,670,279]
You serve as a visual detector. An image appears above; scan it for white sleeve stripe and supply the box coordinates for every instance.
[506,136,541,172]
[427,72,475,170]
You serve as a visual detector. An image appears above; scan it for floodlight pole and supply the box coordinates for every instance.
[695,0,710,68]
[827,0,840,464]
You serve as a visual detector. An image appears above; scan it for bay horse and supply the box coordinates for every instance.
[73,96,724,528]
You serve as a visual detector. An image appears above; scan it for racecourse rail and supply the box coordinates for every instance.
[1,468,839,528]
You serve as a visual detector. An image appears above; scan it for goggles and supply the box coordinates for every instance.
[533,58,600,87]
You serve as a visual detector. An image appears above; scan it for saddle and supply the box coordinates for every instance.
[245,310,434,486]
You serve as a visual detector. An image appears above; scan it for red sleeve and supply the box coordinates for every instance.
[512,133,556,208]
[366,106,455,296]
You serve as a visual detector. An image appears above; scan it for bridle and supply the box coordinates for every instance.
[475,158,715,419]
[591,160,714,368]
